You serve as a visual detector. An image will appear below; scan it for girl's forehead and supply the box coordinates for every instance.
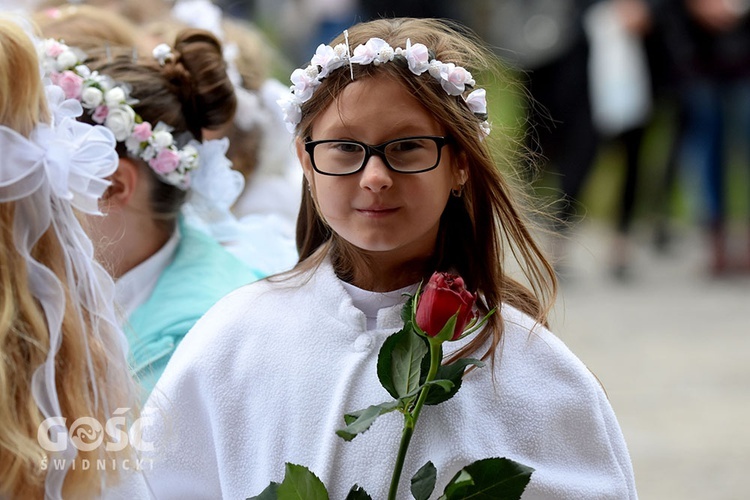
[312,77,444,139]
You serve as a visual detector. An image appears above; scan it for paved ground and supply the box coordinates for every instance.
[548,220,750,500]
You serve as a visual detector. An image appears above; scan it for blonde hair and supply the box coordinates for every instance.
[0,19,48,136]
[293,18,557,363]
[37,0,172,26]
[0,17,140,498]
[33,4,139,52]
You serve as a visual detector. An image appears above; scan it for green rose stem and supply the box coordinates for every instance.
[388,337,442,500]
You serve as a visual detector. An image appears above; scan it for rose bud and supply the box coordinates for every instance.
[416,272,477,340]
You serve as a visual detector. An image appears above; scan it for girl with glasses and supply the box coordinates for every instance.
[140,17,637,499]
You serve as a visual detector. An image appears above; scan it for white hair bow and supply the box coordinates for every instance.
[0,84,130,498]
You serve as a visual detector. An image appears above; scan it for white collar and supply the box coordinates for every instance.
[341,280,417,330]
[115,226,181,320]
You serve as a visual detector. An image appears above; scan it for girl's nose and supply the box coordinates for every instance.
[359,155,393,192]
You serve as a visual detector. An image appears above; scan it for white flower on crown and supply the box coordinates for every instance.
[152,43,174,66]
[479,120,491,137]
[105,106,136,142]
[279,36,490,136]
[141,144,157,162]
[74,64,91,79]
[464,88,487,115]
[311,44,346,78]
[350,37,393,65]
[396,39,431,75]
[81,87,104,109]
[55,49,78,72]
[163,170,186,188]
[104,87,126,107]
[151,128,174,149]
[437,63,475,96]
[276,93,303,133]
[333,43,348,59]
[179,144,200,172]
[290,67,320,102]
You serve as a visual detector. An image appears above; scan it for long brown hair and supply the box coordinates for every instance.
[291,18,557,363]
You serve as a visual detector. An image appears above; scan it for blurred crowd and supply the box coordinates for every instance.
[7,0,750,283]
[248,0,750,281]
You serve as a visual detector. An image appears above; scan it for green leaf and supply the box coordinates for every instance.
[410,461,437,500]
[432,313,459,343]
[276,463,329,500]
[392,329,429,397]
[401,292,417,324]
[440,471,473,499]
[377,326,428,399]
[247,481,280,500]
[377,327,407,399]
[455,307,497,340]
[423,379,455,392]
[425,358,485,406]
[345,485,372,500]
[336,400,400,441]
[441,457,534,500]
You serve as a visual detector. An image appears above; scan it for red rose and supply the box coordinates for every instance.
[415,272,477,340]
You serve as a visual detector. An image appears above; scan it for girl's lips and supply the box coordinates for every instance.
[356,206,399,217]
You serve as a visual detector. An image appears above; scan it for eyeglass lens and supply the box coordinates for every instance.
[311,137,442,175]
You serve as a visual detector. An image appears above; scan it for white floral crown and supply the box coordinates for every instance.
[39,39,198,190]
[278,36,490,136]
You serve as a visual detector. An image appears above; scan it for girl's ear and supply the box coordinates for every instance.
[456,168,468,186]
[105,158,139,208]
[452,150,469,188]
[295,136,314,185]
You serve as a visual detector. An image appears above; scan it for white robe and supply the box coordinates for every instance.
[137,258,638,499]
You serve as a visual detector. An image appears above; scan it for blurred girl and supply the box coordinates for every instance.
[0,16,143,498]
[38,29,263,396]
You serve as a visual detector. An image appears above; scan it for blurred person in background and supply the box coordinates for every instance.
[39,1,301,276]
[36,21,264,398]
[673,0,750,276]
[472,0,602,275]
[0,15,146,497]
[586,0,690,281]
[160,0,301,274]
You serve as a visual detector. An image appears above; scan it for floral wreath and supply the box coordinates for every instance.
[277,36,490,136]
[39,39,198,190]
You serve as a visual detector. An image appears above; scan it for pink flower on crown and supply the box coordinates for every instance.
[131,122,152,142]
[290,66,320,101]
[45,40,65,58]
[401,39,430,75]
[350,38,391,65]
[57,70,84,99]
[311,43,346,78]
[92,105,108,124]
[437,63,475,96]
[149,148,181,174]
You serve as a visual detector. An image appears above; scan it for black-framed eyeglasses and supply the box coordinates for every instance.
[304,136,448,176]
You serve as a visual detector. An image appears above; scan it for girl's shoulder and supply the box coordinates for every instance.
[495,303,604,394]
